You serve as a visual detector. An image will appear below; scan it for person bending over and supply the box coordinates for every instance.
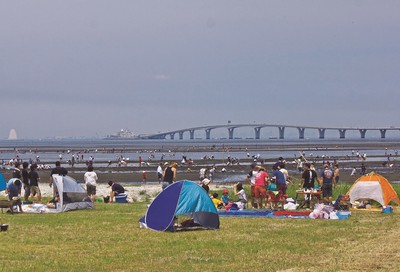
[108,181,125,203]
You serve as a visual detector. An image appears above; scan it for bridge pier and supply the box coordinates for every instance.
[297,127,305,139]
[169,132,175,140]
[189,130,195,140]
[254,127,261,139]
[359,129,367,139]
[339,129,346,139]
[228,127,235,140]
[318,129,325,139]
[205,129,212,140]
[380,129,386,139]
[178,131,184,140]
[278,127,285,139]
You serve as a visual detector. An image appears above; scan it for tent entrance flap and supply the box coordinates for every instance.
[350,182,384,206]
[145,181,183,231]
[348,172,400,206]
[52,175,94,212]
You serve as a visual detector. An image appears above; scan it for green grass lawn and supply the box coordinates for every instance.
[1,185,400,272]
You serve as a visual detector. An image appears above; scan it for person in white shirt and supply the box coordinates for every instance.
[84,165,98,202]
[156,163,163,183]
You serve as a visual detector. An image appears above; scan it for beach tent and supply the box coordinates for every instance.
[0,172,6,191]
[52,175,94,212]
[140,180,219,231]
[348,172,400,206]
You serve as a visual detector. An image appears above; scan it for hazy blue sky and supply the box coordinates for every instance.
[1,1,400,139]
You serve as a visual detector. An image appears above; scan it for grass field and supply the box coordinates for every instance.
[1,185,400,272]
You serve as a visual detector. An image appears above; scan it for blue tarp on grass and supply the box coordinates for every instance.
[218,210,311,219]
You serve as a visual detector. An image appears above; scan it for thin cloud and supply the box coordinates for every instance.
[154,74,170,80]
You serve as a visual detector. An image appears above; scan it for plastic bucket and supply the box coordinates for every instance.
[0,224,9,231]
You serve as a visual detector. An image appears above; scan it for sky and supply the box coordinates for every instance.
[1,1,400,139]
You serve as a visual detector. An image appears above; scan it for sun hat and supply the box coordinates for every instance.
[202,178,211,186]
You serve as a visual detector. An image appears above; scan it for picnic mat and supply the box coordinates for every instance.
[218,210,311,218]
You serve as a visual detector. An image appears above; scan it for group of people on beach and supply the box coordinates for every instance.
[5,161,68,212]
[4,160,128,212]
[244,158,340,209]
[201,157,341,211]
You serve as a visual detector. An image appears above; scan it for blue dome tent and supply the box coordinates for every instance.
[140,180,220,231]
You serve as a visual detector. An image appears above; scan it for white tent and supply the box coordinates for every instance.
[52,175,94,212]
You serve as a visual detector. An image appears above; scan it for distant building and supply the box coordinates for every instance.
[8,129,17,140]
[107,128,137,139]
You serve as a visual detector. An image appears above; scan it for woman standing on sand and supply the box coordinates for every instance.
[162,162,177,190]
[84,165,98,202]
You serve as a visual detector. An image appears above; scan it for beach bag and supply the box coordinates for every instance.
[229,203,239,211]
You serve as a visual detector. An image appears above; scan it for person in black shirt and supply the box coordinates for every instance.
[12,162,22,179]
[21,162,30,202]
[49,161,68,187]
[162,162,177,190]
[28,164,42,203]
[108,181,125,203]
[300,163,318,190]
[300,163,318,209]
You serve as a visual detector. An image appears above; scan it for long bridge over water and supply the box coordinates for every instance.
[139,124,400,140]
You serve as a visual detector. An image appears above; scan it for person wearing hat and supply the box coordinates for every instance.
[200,178,211,194]
[221,188,230,205]
[5,178,23,213]
[107,181,125,203]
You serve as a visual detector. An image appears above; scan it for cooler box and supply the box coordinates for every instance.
[382,206,393,213]
[115,193,127,203]
[336,211,351,220]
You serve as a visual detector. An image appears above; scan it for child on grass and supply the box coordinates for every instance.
[234,182,248,204]
[221,188,230,205]
[211,192,224,209]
